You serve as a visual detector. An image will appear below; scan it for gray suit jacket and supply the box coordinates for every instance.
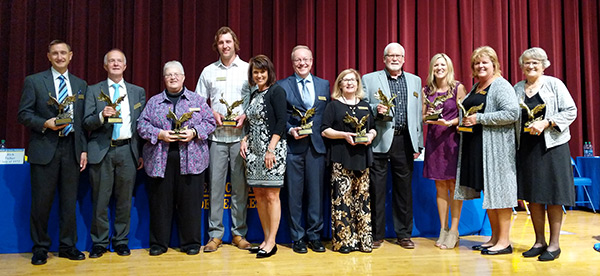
[17,69,88,165]
[83,80,146,165]
[362,70,423,154]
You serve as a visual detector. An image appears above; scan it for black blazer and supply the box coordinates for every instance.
[17,69,88,165]
[250,83,287,139]
[83,80,146,165]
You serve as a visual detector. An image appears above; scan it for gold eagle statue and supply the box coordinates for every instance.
[520,100,546,126]
[374,88,398,115]
[98,90,127,116]
[457,101,484,118]
[343,112,370,136]
[47,94,77,115]
[219,95,244,120]
[167,108,195,132]
[292,106,316,127]
[424,92,453,109]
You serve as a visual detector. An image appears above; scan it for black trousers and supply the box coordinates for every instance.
[147,149,204,251]
[30,135,80,252]
[369,131,414,240]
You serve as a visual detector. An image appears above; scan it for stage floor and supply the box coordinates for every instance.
[1,210,598,275]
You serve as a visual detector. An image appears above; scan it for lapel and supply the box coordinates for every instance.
[289,76,304,110]
[42,70,56,100]
[377,71,392,98]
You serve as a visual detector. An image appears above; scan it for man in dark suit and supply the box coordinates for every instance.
[362,42,423,250]
[17,40,88,265]
[277,45,330,254]
[83,49,146,258]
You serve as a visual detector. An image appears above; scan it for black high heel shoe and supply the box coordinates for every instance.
[256,245,277,258]
[249,246,262,254]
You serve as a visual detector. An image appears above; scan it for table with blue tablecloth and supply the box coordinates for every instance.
[0,161,490,253]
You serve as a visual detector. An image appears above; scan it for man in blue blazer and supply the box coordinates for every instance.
[83,49,146,258]
[17,40,88,265]
[362,43,423,250]
[277,45,330,253]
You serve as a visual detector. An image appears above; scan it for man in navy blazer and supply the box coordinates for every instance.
[83,49,146,258]
[362,42,423,250]
[277,45,330,253]
[17,40,88,265]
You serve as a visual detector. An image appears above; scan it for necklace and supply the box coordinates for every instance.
[341,95,358,115]
[525,79,540,96]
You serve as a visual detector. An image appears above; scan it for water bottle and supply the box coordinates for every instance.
[0,139,6,149]
[590,142,594,157]
[584,142,592,157]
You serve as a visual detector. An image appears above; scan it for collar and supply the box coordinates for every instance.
[295,73,313,84]
[217,55,241,69]
[384,68,404,80]
[51,67,69,81]
[161,87,190,102]
[107,78,126,89]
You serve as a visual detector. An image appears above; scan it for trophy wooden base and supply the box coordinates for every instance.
[377,113,393,122]
[354,135,368,143]
[457,126,473,133]
[298,129,313,135]
[424,113,440,121]
[106,117,123,123]
[222,120,237,127]
[55,118,72,126]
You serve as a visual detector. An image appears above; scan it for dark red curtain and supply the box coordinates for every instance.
[1,0,598,156]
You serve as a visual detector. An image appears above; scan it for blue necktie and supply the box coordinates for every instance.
[111,83,122,140]
[301,79,313,108]
[58,75,73,136]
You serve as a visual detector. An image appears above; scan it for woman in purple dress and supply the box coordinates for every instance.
[421,53,466,249]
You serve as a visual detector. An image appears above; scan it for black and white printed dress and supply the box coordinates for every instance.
[245,88,287,187]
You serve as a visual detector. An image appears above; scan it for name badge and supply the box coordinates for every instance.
[318,96,327,101]
[358,106,369,110]
[189,107,201,112]
[78,94,85,100]
[413,92,419,98]
[216,77,226,81]
[134,102,142,110]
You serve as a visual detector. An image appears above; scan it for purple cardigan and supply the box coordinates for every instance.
[137,88,216,178]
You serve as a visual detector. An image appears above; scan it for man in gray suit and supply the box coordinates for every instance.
[18,40,88,265]
[362,42,423,249]
[83,49,146,258]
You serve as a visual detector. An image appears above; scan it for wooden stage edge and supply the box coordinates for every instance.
[1,210,599,275]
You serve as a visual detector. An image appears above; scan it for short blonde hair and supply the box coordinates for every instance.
[332,69,364,100]
[519,47,551,69]
[470,46,502,78]
[426,53,458,95]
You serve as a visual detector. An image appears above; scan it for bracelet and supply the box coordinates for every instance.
[266,148,275,154]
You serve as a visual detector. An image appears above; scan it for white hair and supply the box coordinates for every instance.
[519,47,551,69]
[103,49,127,65]
[163,60,185,76]
[383,42,405,57]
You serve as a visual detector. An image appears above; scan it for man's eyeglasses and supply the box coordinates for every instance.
[164,73,183,79]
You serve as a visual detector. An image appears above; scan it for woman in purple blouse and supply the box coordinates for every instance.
[137,61,216,256]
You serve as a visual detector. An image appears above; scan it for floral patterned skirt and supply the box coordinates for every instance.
[330,162,372,252]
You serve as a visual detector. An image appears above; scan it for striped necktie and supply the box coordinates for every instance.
[111,83,122,140]
[58,75,73,136]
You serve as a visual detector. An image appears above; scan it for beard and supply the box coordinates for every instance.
[387,64,402,71]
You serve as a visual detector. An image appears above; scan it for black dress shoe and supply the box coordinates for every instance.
[522,245,547,258]
[256,245,277,258]
[59,247,86,260]
[149,245,166,256]
[89,245,107,258]
[472,244,493,251]
[481,245,513,255]
[31,250,47,265]
[338,246,351,254]
[538,248,561,261]
[292,240,308,254]
[308,240,326,252]
[186,246,200,255]
[248,246,262,254]
[114,244,131,256]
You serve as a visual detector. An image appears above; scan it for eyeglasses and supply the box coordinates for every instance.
[523,61,541,67]
[293,58,313,64]
[341,78,357,83]
[385,54,404,59]
[164,73,183,79]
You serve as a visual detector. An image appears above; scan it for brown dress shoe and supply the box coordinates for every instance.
[373,240,384,249]
[203,238,222,253]
[397,238,415,249]
[232,235,251,250]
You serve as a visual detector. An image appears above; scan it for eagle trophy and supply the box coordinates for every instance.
[167,108,195,134]
[374,88,398,119]
[423,92,453,120]
[47,93,77,125]
[520,100,546,132]
[344,112,370,142]
[219,95,243,126]
[292,106,316,135]
[98,90,127,118]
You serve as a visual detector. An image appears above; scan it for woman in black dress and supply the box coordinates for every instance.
[514,47,577,261]
[321,68,376,253]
